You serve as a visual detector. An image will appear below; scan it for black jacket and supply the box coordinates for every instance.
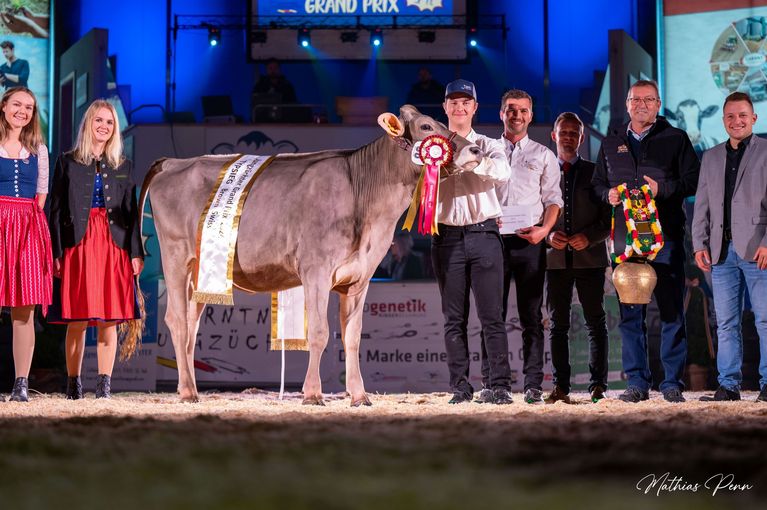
[49,152,144,260]
[591,117,699,255]
[546,158,611,270]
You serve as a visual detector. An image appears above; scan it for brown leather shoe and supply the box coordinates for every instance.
[590,385,607,402]
[544,385,571,404]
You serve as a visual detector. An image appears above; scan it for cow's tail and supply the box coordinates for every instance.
[117,158,168,361]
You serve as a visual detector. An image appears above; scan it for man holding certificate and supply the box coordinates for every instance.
[476,89,563,405]
[431,79,514,405]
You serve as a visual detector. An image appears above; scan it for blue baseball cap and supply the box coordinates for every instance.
[445,79,477,100]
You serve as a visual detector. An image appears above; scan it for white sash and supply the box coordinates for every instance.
[270,286,308,351]
[193,155,273,305]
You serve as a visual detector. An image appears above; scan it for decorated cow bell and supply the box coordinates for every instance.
[612,260,657,304]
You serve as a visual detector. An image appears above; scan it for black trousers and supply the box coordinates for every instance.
[546,267,609,393]
[480,235,547,391]
[431,219,511,394]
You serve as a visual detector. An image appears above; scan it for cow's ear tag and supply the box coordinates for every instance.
[377,112,404,137]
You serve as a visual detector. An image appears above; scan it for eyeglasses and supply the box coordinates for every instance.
[628,97,659,106]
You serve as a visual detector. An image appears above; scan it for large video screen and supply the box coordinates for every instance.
[250,0,467,60]
[256,0,455,25]
[661,0,767,155]
[0,0,50,143]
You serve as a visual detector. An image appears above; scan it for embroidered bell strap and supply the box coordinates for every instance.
[610,183,664,264]
[192,154,274,304]
[270,286,308,351]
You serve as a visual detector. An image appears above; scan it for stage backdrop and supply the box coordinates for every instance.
[661,1,767,154]
[0,0,51,143]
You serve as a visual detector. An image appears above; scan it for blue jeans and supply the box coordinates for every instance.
[711,243,767,390]
[618,242,687,392]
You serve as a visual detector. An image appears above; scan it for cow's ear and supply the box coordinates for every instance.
[664,108,677,121]
[399,104,421,123]
[377,112,405,137]
[701,105,718,118]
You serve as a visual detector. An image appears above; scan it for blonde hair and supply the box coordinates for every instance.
[0,87,43,154]
[73,99,124,169]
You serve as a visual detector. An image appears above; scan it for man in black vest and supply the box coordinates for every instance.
[592,79,699,403]
[545,112,611,404]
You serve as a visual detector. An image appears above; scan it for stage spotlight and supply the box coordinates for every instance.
[370,28,383,47]
[418,31,436,43]
[252,31,267,44]
[468,26,478,49]
[341,31,358,43]
[297,28,311,47]
[208,26,221,47]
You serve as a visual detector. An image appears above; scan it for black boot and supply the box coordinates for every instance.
[66,376,83,400]
[9,377,28,402]
[95,374,111,399]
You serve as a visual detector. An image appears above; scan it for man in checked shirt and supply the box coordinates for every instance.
[476,89,563,405]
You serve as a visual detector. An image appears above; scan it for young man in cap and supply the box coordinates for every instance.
[432,79,514,404]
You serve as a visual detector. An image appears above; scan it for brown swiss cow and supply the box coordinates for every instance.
[140,105,484,405]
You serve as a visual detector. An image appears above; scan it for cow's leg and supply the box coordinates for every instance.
[185,300,206,396]
[160,242,199,402]
[302,275,331,406]
[339,285,372,407]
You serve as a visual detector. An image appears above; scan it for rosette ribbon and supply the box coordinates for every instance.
[403,134,454,235]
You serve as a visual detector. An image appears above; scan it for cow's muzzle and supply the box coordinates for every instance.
[449,143,484,174]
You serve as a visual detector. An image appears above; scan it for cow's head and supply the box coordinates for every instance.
[665,100,718,145]
[378,105,483,175]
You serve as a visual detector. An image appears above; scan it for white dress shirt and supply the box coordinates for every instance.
[496,134,563,224]
[0,143,49,193]
[436,129,511,226]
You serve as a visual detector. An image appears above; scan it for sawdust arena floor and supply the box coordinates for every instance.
[1,389,766,509]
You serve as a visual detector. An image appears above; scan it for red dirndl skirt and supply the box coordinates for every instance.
[58,208,135,323]
[0,196,52,308]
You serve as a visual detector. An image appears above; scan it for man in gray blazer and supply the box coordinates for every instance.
[545,112,612,404]
[692,91,767,402]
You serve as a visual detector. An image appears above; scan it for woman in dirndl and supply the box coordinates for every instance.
[49,99,144,399]
[0,87,52,402]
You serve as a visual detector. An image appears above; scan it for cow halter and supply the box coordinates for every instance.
[393,136,413,152]
[394,131,457,154]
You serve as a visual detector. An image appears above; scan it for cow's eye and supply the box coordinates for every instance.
[420,124,433,131]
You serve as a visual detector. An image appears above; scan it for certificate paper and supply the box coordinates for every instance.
[499,205,537,235]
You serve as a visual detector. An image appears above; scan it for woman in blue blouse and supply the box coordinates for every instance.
[0,87,52,402]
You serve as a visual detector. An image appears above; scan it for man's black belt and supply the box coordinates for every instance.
[438,218,498,232]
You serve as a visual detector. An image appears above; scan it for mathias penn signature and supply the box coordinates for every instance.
[637,472,753,496]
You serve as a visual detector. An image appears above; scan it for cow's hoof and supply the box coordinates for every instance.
[180,395,200,403]
[302,395,325,406]
[350,395,372,407]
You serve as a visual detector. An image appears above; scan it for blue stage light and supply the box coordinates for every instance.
[297,28,311,48]
[370,29,383,47]
[208,26,220,47]
[469,38,478,47]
